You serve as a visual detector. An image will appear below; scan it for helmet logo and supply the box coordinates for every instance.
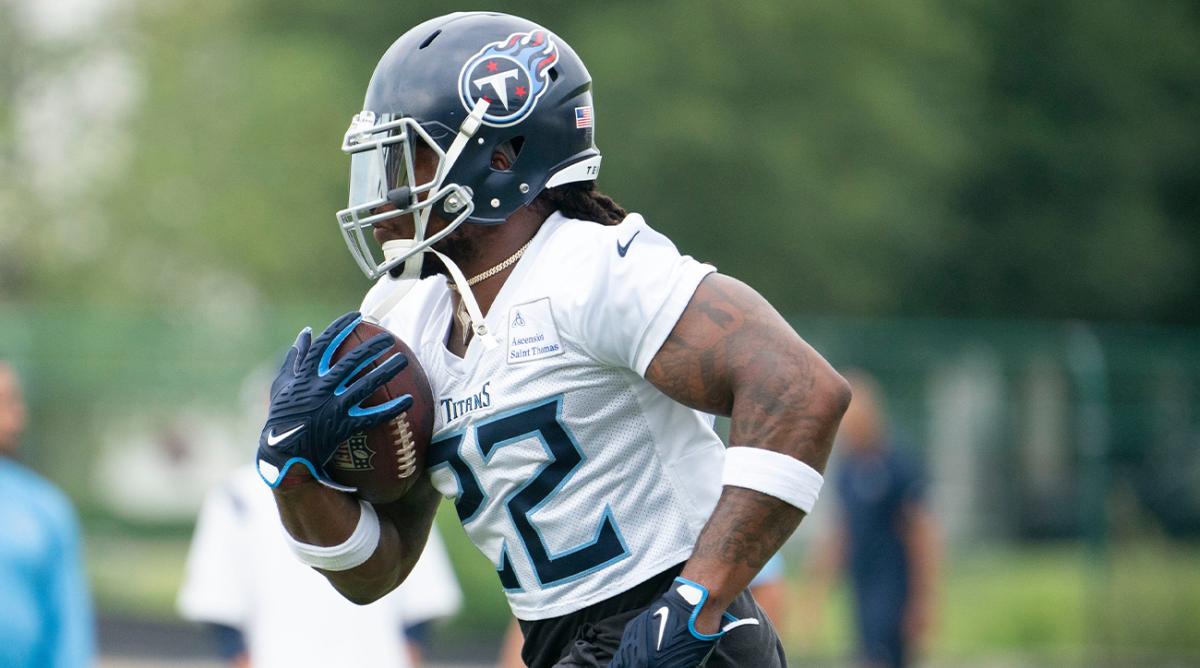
[459,30,559,127]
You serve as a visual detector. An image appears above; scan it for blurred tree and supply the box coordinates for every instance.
[2,0,1197,323]
[0,0,143,303]
[947,0,1200,323]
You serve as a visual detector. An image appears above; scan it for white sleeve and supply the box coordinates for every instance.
[567,214,715,375]
[176,481,251,627]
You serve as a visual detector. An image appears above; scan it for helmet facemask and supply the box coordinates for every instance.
[336,109,480,281]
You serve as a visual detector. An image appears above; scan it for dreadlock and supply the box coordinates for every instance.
[535,181,628,226]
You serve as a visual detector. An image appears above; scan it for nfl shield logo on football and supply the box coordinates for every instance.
[332,433,376,471]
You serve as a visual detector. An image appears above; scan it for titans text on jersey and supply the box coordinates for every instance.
[440,383,492,423]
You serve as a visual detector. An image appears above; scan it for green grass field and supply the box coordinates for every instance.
[89,525,1200,665]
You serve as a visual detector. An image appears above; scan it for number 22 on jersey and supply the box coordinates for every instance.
[426,397,629,590]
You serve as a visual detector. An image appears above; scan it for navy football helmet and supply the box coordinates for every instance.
[337,12,602,280]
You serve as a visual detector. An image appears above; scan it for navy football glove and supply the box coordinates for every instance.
[609,577,760,668]
[256,311,412,491]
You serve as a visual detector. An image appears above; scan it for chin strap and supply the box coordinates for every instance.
[417,99,518,353]
[436,98,488,192]
[431,249,500,350]
[360,245,499,351]
[442,238,533,347]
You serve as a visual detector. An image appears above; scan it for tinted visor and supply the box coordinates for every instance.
[346,114,412,209]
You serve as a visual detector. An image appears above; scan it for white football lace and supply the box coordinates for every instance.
[391,414,418,479]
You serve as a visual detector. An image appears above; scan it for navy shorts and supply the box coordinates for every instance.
[519,563,787,668]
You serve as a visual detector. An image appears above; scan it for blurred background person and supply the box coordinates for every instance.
[802,370,940,668]
[0,361,96,668]
[177,462,463,668]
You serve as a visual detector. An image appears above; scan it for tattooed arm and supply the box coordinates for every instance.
[645,273,851,633]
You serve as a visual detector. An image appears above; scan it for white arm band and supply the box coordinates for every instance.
[284,498,380,572]
[722,446,824,514]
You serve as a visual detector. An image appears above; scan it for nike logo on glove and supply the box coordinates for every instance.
[653,605,670,651]
[266,424,305,446]
[616,230,641,257]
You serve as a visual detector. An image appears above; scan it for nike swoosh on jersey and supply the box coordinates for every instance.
[653,605,670,651]
[616,230,641,257]
[266,423,305,446]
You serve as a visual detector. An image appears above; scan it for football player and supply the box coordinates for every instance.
[256,12,850,667]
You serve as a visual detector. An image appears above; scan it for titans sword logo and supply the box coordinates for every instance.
[458,30,559,127]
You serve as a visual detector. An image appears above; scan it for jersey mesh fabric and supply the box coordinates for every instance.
[368,212,722,619]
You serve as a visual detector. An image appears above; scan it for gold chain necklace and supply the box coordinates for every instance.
[465,238,533,287]
[448,238,534,344]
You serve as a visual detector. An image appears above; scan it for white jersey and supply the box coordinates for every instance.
[364,211,723,620]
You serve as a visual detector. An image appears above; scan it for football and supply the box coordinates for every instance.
[326,320,434,504]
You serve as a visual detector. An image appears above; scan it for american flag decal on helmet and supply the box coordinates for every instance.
[575,106,593,129]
